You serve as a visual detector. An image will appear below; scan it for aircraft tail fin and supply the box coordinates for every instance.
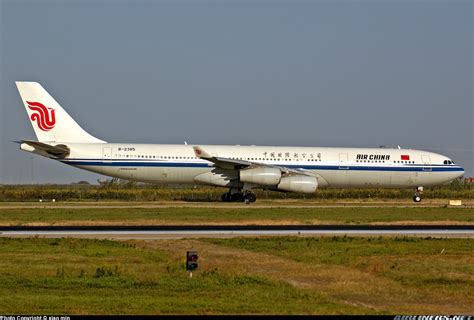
[16,81,105,143]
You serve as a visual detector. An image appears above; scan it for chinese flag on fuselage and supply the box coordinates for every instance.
[401,155,410,160]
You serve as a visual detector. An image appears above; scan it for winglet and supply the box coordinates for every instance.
[193,146,212,159]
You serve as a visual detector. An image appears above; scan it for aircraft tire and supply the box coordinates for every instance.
[245,193,257,203]
[231,193,244,202]
[221,193,231,202]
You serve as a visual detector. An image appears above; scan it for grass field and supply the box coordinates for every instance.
[1,184,472,202]
[0,194,471,314]
[0,206,472,226]
[0,236,471,314]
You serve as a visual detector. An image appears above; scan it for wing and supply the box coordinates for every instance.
[192,145,310,176]
[193,146,251,170]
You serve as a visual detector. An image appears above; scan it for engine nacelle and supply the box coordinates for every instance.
[240,167,281,185]
[277,175,318,193]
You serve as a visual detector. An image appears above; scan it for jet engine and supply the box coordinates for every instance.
[277,175,318,193]
[240,167,282,185]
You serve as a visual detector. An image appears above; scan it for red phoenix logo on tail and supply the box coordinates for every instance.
[26,101,56,131]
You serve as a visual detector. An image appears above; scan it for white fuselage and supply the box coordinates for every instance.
[54,143,464,188]
[15,81,465,194]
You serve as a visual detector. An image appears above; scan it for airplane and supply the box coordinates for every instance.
[15,82,464,203]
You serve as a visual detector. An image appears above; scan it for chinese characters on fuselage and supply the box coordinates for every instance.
[262,152,322,159]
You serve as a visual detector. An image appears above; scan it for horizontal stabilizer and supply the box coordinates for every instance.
[20,140,70,158]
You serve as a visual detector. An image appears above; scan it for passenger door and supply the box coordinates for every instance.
[102,147,112,162]
[338,153,349,170]
[421,155,431,172]
[333,153,350,186]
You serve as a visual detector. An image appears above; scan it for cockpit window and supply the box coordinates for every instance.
[444,160,454,165]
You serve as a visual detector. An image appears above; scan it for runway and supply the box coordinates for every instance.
[1,225,472,239]
[0,204,472,209]
[0,199,472,209]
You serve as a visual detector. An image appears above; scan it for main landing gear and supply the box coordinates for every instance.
[221,191,256,203]
[413,186,423,203]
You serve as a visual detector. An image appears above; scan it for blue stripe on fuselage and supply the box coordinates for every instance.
[59,159,464,172]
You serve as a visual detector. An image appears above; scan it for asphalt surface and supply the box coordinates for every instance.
[1,225,472,239]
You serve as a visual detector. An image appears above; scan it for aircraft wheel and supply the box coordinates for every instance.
[244,193,257,203]
[231,193,244,202]
[221,192,231,202]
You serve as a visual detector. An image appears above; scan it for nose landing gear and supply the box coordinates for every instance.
[413,186,423,203]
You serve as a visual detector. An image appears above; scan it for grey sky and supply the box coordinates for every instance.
[1,0,472,184]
